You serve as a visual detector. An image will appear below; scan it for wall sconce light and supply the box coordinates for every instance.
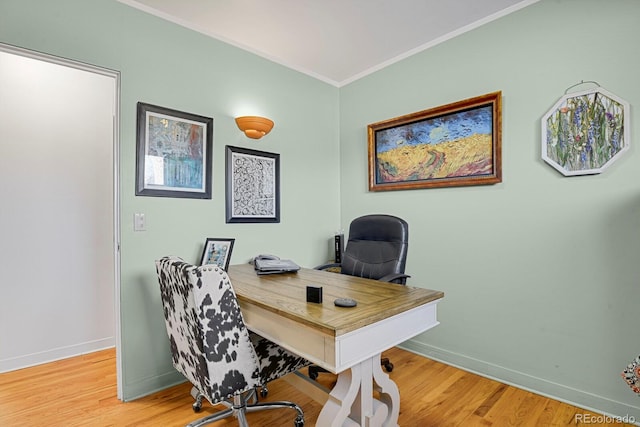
[235,116,274,139]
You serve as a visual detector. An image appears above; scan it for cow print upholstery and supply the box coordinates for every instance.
[155,256,310,407]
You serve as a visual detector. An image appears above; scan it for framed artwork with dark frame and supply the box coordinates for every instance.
[225,145,280,223]
[368,91,502,191]
[200,238,235,270]
[136,102,213,199]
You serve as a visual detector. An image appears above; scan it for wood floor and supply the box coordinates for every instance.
[0,347,629,426]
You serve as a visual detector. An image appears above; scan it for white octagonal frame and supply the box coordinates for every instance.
[541,86,630,176]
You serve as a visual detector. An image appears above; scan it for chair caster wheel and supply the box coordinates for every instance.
[294,417,304,427]
[260,386,268,398]
[384,362,393,372]
[191,386,204,412]
[308,366,320,380]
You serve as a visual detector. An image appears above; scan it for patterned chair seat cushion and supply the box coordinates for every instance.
[249,332,311,384]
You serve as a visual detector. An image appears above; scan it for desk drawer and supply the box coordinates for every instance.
[335,300,440,371]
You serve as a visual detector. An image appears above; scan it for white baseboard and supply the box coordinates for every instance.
[0,337,115,373]
[400,340,640,426]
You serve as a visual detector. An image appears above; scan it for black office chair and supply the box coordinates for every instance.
[309,214,410,379]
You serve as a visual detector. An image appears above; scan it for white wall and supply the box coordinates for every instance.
[0,49,117,372]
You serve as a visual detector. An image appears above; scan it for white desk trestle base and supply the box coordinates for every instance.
[317,354,399,427]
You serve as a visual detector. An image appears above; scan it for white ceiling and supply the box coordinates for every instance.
[119,0,538,87]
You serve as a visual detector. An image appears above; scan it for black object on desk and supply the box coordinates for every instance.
[334,233,344,263]
[306,286,323,303]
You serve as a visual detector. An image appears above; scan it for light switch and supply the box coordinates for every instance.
[134,213,146,231]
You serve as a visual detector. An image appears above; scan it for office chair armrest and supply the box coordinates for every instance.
[315,262,341,270]
[379,273,411,284]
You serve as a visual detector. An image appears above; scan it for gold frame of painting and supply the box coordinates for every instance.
[368,91,502,191]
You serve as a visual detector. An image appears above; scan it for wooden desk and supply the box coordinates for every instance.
[227,264,444,427]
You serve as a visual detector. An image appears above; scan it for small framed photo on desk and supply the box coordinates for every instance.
[200,238,235,270]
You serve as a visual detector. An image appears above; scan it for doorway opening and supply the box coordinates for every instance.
[0,43,122,399]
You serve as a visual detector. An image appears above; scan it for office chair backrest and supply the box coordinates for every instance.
[341,214,409,283]
[155,256,261,405]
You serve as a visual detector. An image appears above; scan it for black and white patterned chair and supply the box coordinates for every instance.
[155,256,310,427]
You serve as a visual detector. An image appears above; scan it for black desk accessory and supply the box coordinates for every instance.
[334,298,357,307]
[334,233,344,263]
[306,286,323,303]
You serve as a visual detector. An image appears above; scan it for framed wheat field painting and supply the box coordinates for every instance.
[368,91,502,191]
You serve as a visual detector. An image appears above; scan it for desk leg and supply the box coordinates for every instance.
[316,364,361,426]
[316,355,399,427]
[372,356,400,427]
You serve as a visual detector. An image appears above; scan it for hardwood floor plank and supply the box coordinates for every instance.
[0,347,632,426]
[482,386,530,426]
[537,399,563,426]
[474,383,509,417]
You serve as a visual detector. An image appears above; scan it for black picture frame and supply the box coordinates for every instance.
[136,102,213,199]
[225,145,280,223]
[200,238,235,270]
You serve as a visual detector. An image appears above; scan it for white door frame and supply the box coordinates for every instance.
[0,43,123,399]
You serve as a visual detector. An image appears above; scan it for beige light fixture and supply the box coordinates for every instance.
[235,116,274,139]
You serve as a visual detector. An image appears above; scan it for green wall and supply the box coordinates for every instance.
[0,0,341,400]
[2,0,640,419]
[340,0,640,419]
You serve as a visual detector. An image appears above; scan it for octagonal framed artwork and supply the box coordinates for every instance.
[541,86,630,176]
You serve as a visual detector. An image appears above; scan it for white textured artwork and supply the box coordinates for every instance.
[231,151,276,217]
